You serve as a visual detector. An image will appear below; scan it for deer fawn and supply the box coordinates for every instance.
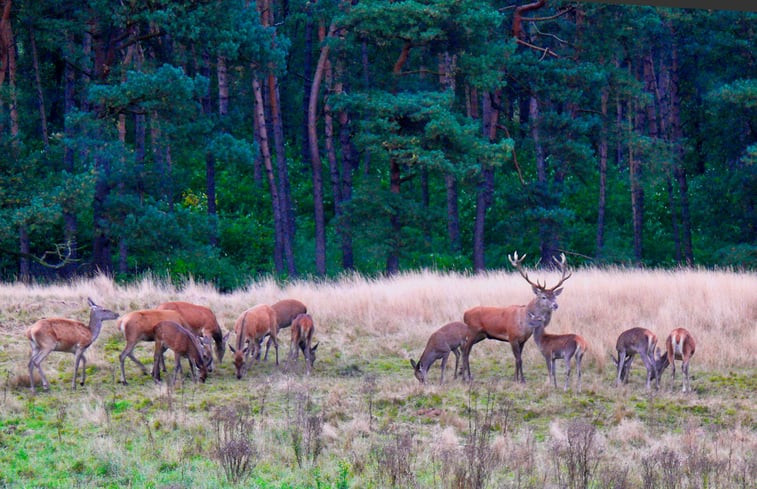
[653,328,696,392]
[411,321,472,384]
[462,251,572,382]
[151,320,213,385]
[26,298,119,393]
[526,312,587,392]
[611,327,661,390]
[289,313,318,373]
[269,299,307,360]
[228,304,278,379]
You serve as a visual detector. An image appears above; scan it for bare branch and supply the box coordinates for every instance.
[2,241,79,270]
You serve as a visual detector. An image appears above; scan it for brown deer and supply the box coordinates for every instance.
[228,304,278,379]
[462,251,572,382]
[156,301,230,365]
[151,321,212,384]
[26,298,119,393]
[654,328,696,392]
[610,327,660,390]
[526,312,588,392]
[267,299,307,360]
[117,308,191,384]
[410,321,472,384]
[289,313,318,373]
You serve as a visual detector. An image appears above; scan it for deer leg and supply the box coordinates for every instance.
[682,360,690,393]
[564,353,574,392]
[439,352,450,385]
[575,351,584,392]
[272,335,279,366]
[120,342,150,384]
[451,347,461,379]
[615,351,627,386]
[73,349,87,388]
[31,348,53,391]
[511,341,524,383]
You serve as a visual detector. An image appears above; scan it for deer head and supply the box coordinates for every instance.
[509,251,572,311]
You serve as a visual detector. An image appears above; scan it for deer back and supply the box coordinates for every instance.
[118,309,186,342]
[271,299,307,329]
[26,318,91,353]
[156,301,221,336]
[464,305,530,342]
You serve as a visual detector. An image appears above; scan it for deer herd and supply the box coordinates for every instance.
[23,252,696,394]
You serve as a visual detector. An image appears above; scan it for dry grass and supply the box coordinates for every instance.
[0,268,755,487]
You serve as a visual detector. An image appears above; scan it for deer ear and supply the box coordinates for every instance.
[553,287,563,297]
[410,359,418,370]
[311,342,319,352]
[229,344,236,353]
[223,331,231,342]
[88,297,97,308]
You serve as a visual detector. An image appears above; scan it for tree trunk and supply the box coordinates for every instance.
[19,226,29,284]
[29,28,49,148]
[596,88,608,259]
[201,52,218,246]
[668,32,694,265]
[628,100,644,264]
[337,90,355,270]
[439,52,460,254]
[308,22,336,276]
[62,38,78,277]
[268,73,297,276]
[253,74,285,273]
[386,158,401,274]
[474,91,497,272]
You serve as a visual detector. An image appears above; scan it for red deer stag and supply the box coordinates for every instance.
[117,309,191,384]
[156,301,229,365]
[526,312,588,391]
[228,304,278,379]
[611,327,660,390]
[26,298,119,393]
[654,328,696,392]
[151,321,212,384]
[289,313,318,373]
[411,321,472,384]
[462,251,572,382]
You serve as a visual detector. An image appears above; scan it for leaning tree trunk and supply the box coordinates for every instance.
[308,21,336,276]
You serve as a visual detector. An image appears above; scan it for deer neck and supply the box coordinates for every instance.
[88,312,104,343]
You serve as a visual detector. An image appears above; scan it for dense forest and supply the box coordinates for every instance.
[0,0,754,289]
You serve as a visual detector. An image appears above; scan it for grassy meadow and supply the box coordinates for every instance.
[0,268,755,488]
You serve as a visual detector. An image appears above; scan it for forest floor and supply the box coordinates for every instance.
[0,269,755,488]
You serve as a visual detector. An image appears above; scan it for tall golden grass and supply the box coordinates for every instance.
[1,267,754,374]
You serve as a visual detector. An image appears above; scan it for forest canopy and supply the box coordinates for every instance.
[0,0,755,289]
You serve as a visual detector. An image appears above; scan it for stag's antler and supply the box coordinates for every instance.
[508,251,545,290]
[546,253,572,291]
[508,251,572,291]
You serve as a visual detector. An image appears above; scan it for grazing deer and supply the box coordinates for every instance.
[289,313,318,373]
[228,304,278,379]
[526,312,587,392]
[656,328,696,392]
[462,252,572,382]
[151,321,212,384]
[268,299,307,360]
[26,298,119,393]
[410,321,472,384]
[117,309,191,384]
[156,301,230,365]
[610,327,660,390]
